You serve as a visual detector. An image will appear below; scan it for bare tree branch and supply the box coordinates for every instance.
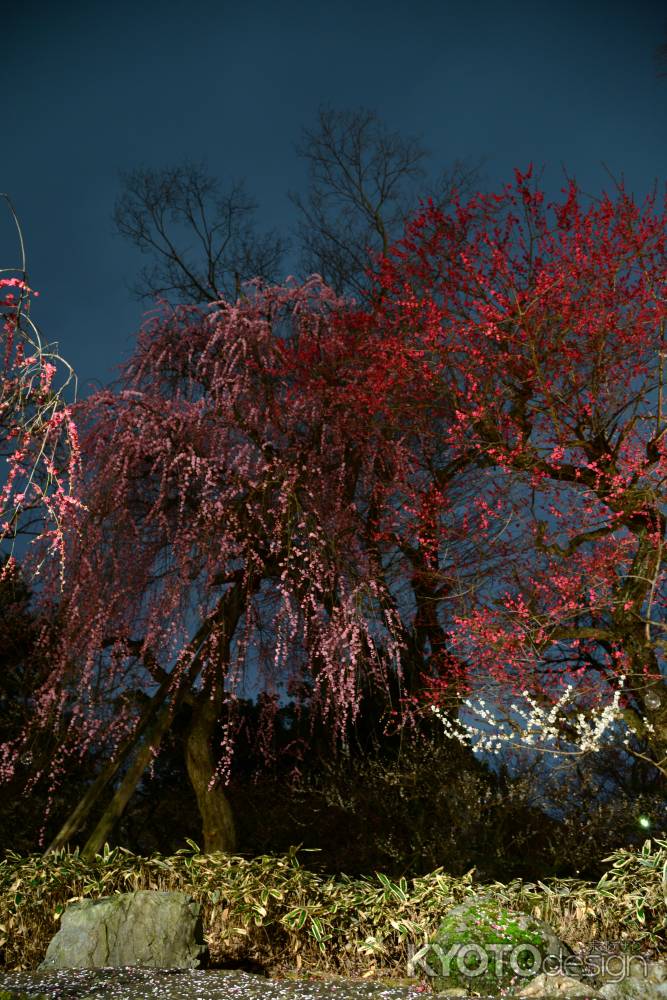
[113,161,289,305]
[288,105,484,300]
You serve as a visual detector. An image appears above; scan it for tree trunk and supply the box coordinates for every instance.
[80,686,185,859]
[63,589,242,858]
[44,663,179,854]
[184,685,236,853]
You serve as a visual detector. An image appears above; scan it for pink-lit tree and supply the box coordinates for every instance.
[0,199,88,837]
[17,274,467,856]
[0,195,82,583]
[25,250,508,857]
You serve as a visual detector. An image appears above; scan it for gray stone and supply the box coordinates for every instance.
[517,972,604,996]
[38,890,208,970]
[598,959,667,1000]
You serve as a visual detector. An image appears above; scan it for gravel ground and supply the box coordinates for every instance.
[0,965,610,999]
[0,968,453,1000]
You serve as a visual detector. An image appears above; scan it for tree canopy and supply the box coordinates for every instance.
[3,169,666,858]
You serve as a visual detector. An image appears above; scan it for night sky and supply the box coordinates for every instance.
[2,0,666,398]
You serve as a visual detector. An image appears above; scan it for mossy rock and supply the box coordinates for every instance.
[416,896,570,996]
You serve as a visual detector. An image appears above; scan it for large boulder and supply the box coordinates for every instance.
[515,954,667,1000]
[38,890,208,970]
[410,895,572,995]
[598,959,667,1000]
[517,972,604,996]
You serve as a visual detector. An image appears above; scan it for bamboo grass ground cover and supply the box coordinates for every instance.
[0,839,664,978]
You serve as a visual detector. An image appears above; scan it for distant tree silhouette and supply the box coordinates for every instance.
[113,163,288,304]
[288,105,481,300]
[113,107,483,307]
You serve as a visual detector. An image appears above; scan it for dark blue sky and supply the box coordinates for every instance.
[3,0,666,397]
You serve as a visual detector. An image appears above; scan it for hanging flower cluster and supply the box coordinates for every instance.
[0,200,83,585]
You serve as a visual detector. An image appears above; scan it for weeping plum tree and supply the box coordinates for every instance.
[365,168,667,780]
[0,199,89,833]
[2,271,483,857]
[98,109,491,823]
[16,256,511,858]
[0,196,82,581]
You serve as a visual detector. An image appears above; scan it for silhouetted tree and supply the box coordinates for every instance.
[289,104,482,299]
[113,163,289,304]
[113,107,483,307]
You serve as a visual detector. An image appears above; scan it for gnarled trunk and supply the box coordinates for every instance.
[44,661,181,854]
[185,685,236,853]
[46,581,249,858]
[80,694,179,859]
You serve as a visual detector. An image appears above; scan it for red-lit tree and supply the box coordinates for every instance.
[367,168,667,778]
